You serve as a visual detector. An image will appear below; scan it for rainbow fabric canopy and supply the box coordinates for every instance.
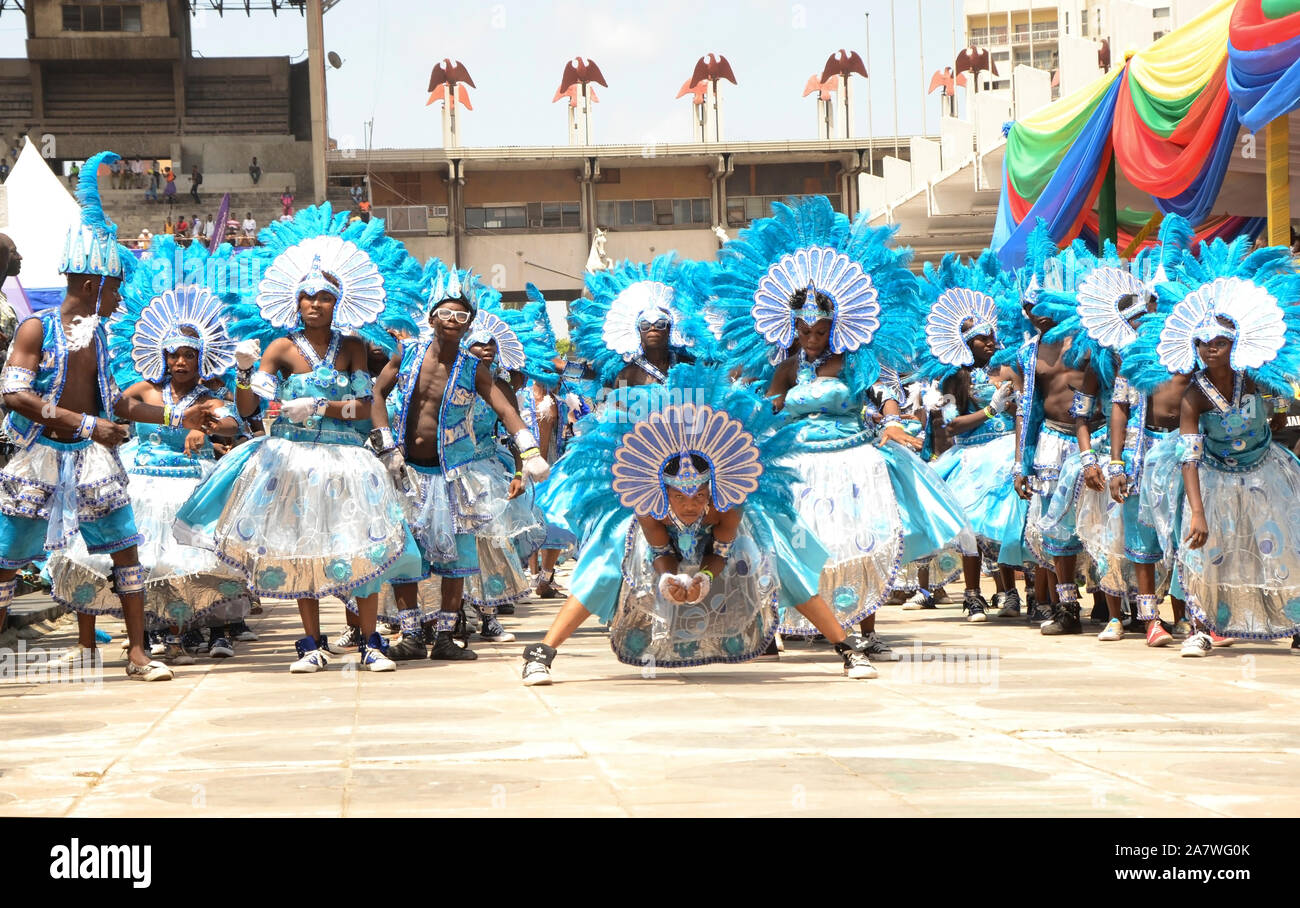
[995,0,1300,266]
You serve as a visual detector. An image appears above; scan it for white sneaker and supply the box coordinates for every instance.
[54,644,97,665]
[125,659,174,682]
[1097,618,1125,641]
[902,589,936,610]
[841,650,878,679]
[774,632,785,653]
[289,638,331,673]
[361,650,396,672]
[1180,632,1213,658]
[521,660,552,686]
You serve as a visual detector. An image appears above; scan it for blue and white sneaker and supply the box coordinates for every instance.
[359,632,396,672]
[289,636,331,673]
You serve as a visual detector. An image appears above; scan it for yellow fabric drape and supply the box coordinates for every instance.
[1126,0,1233,100]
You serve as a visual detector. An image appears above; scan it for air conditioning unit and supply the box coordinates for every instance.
[430,205,449,217]
[529,219,543,228]
[426,216,449,236]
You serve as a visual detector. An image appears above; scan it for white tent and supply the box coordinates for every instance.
[0,138,81,315]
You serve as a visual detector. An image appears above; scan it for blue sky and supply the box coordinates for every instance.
[0,0,964,148]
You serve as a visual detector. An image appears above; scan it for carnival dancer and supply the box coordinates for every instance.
[370,264,549,662]
[174,204,424,673]
[521,285,575,600]
[0,151,218,680]
[1126,236,1300,656]
[47,236,254,664]
[715,197,973,654]
[915,252,1028,622]
[1020,238,1123,635]
[520,362,878,684]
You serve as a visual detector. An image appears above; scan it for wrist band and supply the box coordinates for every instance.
[367,427,396,454]
[982,405,996,419]
[711,539,734,559]
[520,447,541,460]
[513,471,523,480]
[699,568,715,581]
[1078,450,1098,468]
[235,367,252,390]
[313,398,328,418]
[648,543,675,561]
[1105,461,1126,478]
[881,414,903,429]
[76,414,96,440]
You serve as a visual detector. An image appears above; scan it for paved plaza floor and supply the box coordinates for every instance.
[2,581,1297,818]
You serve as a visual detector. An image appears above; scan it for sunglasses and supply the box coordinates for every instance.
[638,318,671,332]
[434,308,472,325]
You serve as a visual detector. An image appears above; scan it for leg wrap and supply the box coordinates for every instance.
[435,610,459,633]
[1055,583,1079,605]
[112,564,148,595]
[479,603,498,617]
[1134,593,1160,622]
[522,642,556,667]
[397,609,421,636]
[0,578,16,610]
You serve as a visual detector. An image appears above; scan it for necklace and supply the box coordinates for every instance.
[797,348,832,382]
[1195,371,1252,446]
[666,511,705,562]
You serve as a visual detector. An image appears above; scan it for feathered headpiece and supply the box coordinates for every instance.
[570,253,717,387]
[61,151,133,281]
[420,258,494,320]
[562,362,802,542]
[229,204,422,355]
[108,235,237,388]
[460,291,559,389]
[713,196,919,398]
[915,250,1025,384]
[1123,233,1300,395]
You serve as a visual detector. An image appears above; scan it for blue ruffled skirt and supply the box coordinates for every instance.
[932,433,1024,561]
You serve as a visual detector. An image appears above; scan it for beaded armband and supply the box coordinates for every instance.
[711,539,734,559]
[235,367,253,391]
[249,371,280,401]
[75,413,96,440]
[1106,460,1126,478]
[648,543,676,561]
[880,414,903,429]
[367,427,397,454]
[0,366,34,394]
[313,398,328,418]
[1178,434,1204,464]
[1078,450,1099,469]
[1068,391,1096,419]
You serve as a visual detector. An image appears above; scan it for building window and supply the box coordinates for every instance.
[1153,6,1170,16]
[726,194,841,228]
[539,202,580,228]
[370,205,430,235]
[596,197,710,228]
[465,205,526,230]
[63,4,143,33]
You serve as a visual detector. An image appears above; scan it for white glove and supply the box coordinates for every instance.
[279,397,318,424]
[234,339,261,371]
[684,571,711,604]
[990,382,1016,414]
[657,573,691,604]
[522,454,550,482]
[379,446,408,486]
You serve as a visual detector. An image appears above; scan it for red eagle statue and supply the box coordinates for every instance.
[553,57,608,103]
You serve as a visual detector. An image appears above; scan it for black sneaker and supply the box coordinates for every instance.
[1041,603,1083,635]
[755,636,780,662]
[452,610,474,645]
[962,591,988,623]
[994,588,1022,618]
[181,628,206,657]
[430,631,478,661]
[209,635,235,659]
[326,625,365,655]
[834,635,878,679]
[1089,596,1109,625]
[521,642,556,685]
[1026,594,1054,625]
[497,602,516,615]
[861,631,900,662]
[480,615,516,643]
[1292,634,1299,655]
[230,620,258,642]
[387,632,428,661]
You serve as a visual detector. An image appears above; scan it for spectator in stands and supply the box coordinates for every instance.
[190,165,203,203]
[279,186,294,217]
[0,161,8,183]
[162,217,174,236]
[350,184,364,207]
[163,166,176,205]
[131,157,144,189]
[68,162,79,187]
[144,165,159,202]
[249,156,262,185]
[192,214,203,240]
[242,211,257,236]
[109,157,122,190]
[137,228,153,249]
[175,215,189,236]
[205,213,216,240]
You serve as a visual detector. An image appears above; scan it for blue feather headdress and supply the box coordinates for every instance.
[1123,232,1300,395]
[61,150,133,281]
[561,362,802,546]
[713,196,919,399]
[108,235,238,389]
[518,283,563,389]
[461,290,559,389]
[571,253,717,387]
[419,258,497,322]
[915,250,1025,384]
[228,203,422,355]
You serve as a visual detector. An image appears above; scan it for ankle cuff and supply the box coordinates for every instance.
[1134,593,1160,621]
[435,610,459,633]
[523,642,556,666]
[1055,584,1079,604]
